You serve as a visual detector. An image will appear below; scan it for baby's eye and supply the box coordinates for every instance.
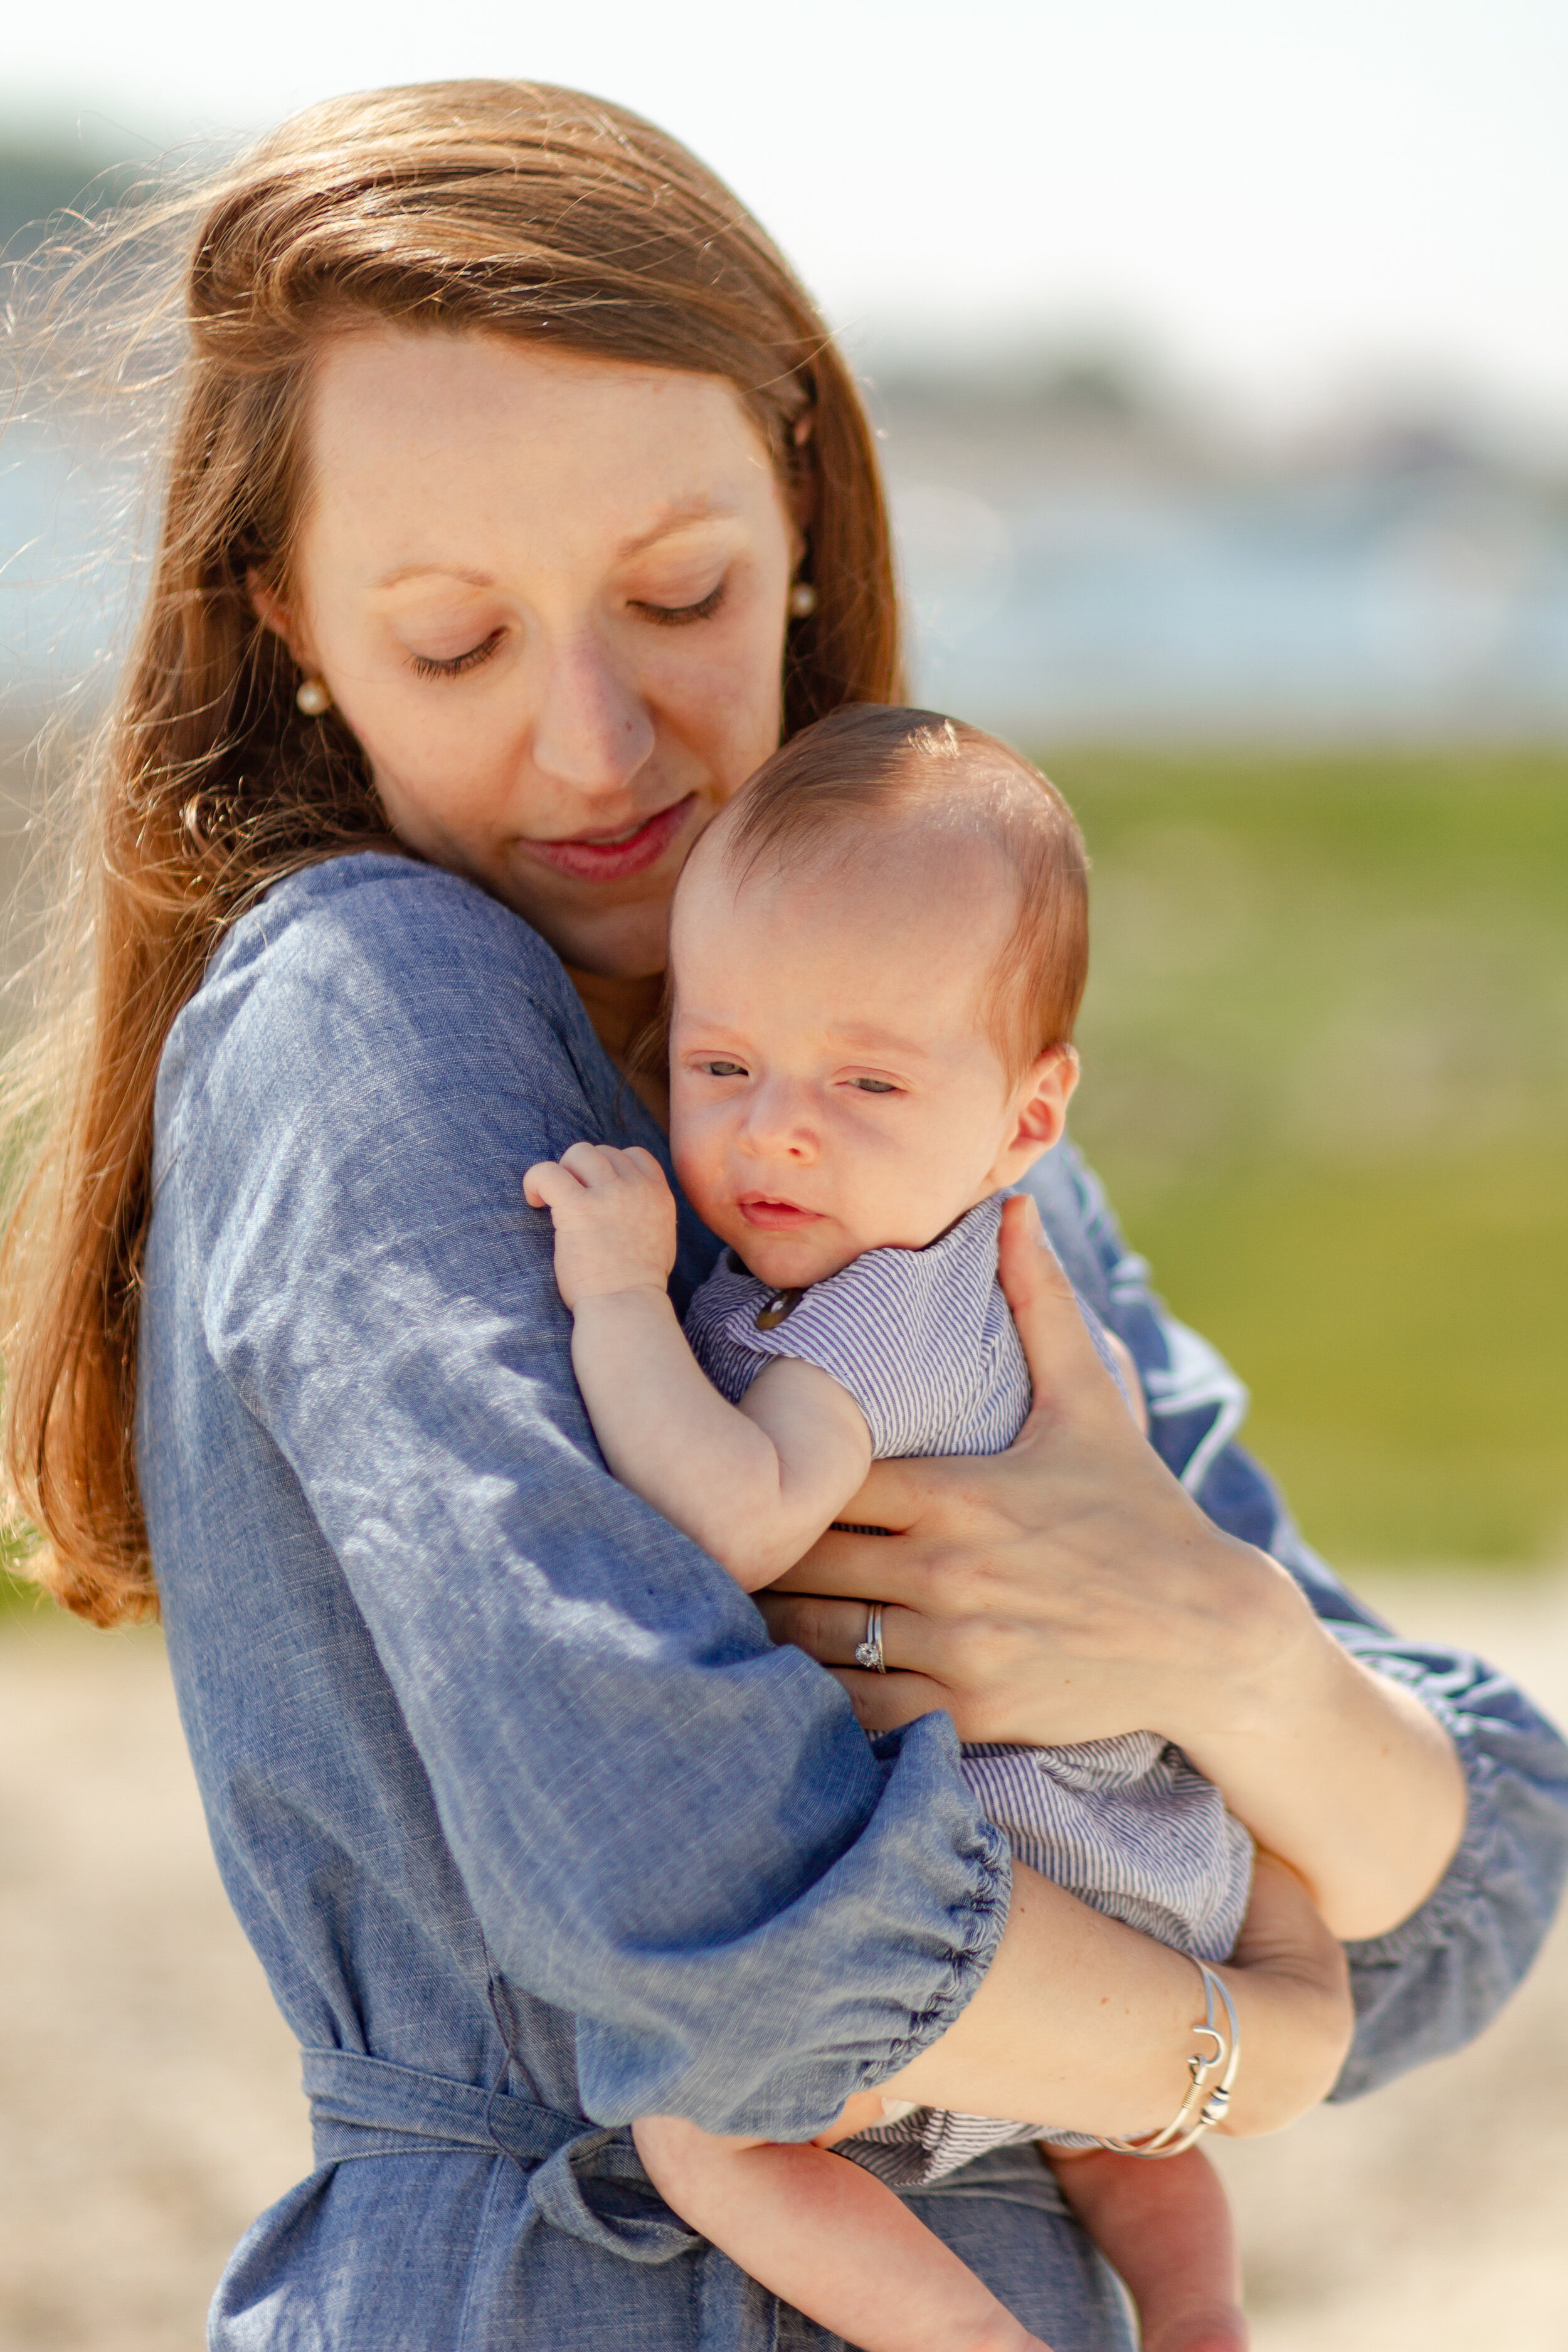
[849,1078,901,1095]
[698,1057,749,1079]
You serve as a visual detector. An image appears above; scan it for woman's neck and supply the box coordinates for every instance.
[564,963,669,1130]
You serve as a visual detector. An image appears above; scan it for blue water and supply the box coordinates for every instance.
[890,465,1568,739]
[5,432,1567,739]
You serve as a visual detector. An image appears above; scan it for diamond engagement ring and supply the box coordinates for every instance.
[854,1602,888,1673]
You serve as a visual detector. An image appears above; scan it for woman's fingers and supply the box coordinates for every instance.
[826,1666,958,1737]
[756,1589,943,1675]
[1220,1852,1353,2129]
[765,1517,967,1605]
[996,1192,1129,1431]
[764,1463,977,1597]
[756,1584,960,1732]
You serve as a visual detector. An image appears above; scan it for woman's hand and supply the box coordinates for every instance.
[1212,1849,1353,2134]
[759,1194,1468,1941]
[760,1192,1312,1750]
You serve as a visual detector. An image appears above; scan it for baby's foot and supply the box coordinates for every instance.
[1141,2302,1248,2352]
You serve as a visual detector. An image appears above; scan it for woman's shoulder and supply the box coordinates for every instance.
[208,850,578,1015]
[158,850,615,1155]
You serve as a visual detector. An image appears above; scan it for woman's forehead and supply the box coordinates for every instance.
[300,327,783,552]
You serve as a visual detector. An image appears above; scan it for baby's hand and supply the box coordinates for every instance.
[523,1143,678,1310]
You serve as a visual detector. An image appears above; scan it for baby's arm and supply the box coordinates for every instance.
[1047,2146,1245,2352]
[634,2112,1049,2352]
[524,1144,871,1589]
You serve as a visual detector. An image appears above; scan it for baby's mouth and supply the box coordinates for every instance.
[737,1196,825,1232]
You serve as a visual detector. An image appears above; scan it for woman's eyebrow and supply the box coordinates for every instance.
[373,504,739,591]
[616,499,741,559]
[373,563,497,591]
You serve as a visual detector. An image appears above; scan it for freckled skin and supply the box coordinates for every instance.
[253,329,800,978]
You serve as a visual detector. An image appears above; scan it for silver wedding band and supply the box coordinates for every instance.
[854,1602,888,1674]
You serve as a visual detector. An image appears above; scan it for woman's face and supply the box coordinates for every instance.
[260,327,800,976]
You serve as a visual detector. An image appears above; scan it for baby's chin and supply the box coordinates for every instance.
[704,1207,864,1292]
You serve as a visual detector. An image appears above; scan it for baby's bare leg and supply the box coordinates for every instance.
[1047,2146,1246,2352]
[635,2112,1052,2352]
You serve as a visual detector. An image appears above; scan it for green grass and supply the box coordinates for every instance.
[1047,748,1568,1569]
[0,1542,46,1618]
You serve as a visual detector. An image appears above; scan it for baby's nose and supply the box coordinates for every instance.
[739,1084,817,1158]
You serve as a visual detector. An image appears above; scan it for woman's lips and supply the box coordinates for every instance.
[522,793,697,883]
[738,1197,825,1232]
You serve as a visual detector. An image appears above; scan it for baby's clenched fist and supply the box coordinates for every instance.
[524,1142,679,1310]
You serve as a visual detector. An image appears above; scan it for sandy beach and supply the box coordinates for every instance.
[1,1570,1565,2350]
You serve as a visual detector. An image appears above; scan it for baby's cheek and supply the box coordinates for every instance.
[669,1128,724,1227]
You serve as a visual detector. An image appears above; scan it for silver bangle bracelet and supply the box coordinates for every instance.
[1089,1957,1241,2161]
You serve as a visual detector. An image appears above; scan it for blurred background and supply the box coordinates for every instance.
[2,5,1565,2346]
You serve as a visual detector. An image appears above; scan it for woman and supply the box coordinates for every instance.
[3,83,1564,2351]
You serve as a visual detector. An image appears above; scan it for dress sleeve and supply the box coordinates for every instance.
[161,859,1009,2139]
[1021,1138,1568,2099]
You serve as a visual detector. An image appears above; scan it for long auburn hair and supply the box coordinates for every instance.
[1,80,904,1626]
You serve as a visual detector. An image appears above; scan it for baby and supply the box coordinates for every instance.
[526,706,1254,2352]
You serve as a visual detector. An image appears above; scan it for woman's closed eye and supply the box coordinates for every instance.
[407,628,506,680]
[628,582,726,628]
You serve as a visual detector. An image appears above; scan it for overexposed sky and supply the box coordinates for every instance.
[8,0,1568,430]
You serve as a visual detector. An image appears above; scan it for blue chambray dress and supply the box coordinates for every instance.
[685,1191,1253,2184]
[134,855,1568,2352]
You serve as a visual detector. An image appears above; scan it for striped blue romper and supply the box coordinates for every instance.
[684,1187,1255,2186]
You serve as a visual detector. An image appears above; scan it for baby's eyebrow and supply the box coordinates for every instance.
[677,1017,935,1064]
[675,1014,750,1045]
[826,1023,935,1062]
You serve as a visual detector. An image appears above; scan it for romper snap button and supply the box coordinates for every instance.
[755,1288,803,1331]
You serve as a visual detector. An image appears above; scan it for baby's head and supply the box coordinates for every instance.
[667,705,1088,1287]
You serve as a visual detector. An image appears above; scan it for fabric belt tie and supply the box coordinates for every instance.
[300,2048,787,2348]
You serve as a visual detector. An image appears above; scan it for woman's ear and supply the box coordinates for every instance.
[247,568,314,669]
[990,1046,1080,1186]
[787,408,818,547]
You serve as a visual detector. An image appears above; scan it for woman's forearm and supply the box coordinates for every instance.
[879,1858,1351,2143]
[1170,1575,1468,1942]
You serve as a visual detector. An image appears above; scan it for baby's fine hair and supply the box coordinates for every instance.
[712,705,1088,1081]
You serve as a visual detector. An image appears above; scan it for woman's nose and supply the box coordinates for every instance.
[530,631,656,798]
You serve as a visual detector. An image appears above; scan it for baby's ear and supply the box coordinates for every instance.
[984,1046,1079,1193]
[982,1049,1081,1195]
[1012,1044,1079,1152]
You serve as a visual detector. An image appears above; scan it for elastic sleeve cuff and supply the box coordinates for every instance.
[574,1707,1014,2141]
[1330,1632,1568,2100]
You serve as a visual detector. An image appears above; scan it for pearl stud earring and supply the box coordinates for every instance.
[295,676,332,716]
[788,581,818,619]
